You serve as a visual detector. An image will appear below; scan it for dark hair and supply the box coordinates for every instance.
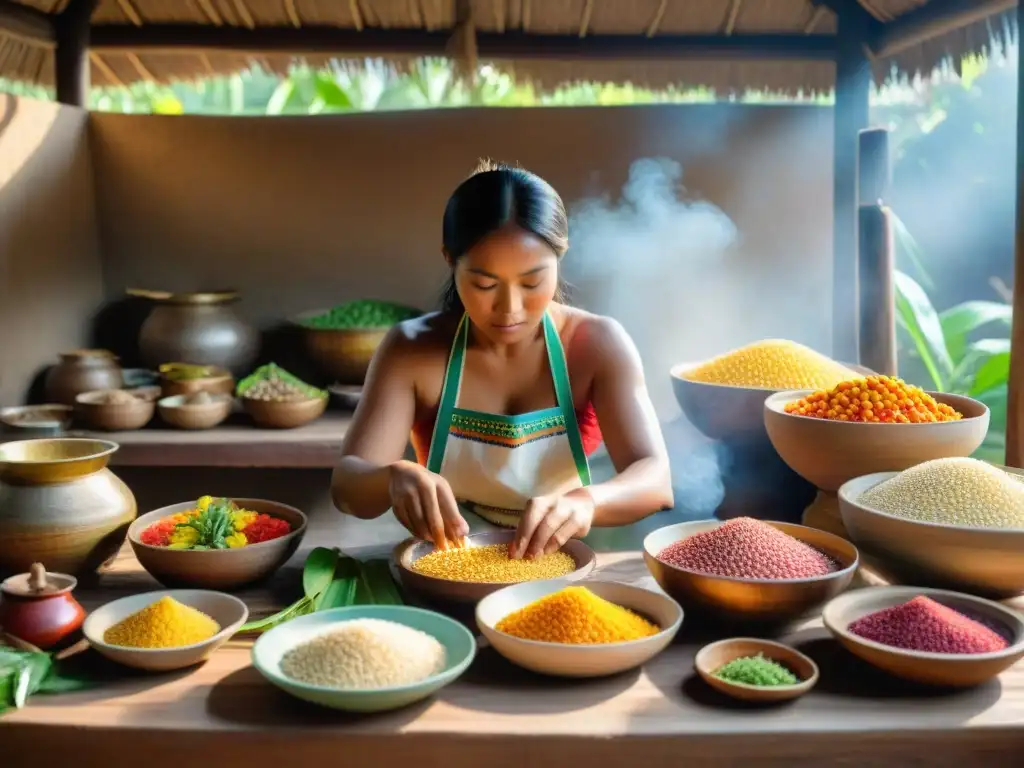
[440,160,569,313]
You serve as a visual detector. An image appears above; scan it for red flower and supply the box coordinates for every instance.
[140,519,176,547]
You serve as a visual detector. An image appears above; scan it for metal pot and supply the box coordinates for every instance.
[131,288,259,376]
[44,350,124,406]
[0,438,136,577]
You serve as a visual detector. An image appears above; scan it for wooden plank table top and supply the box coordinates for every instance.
[66,411,352,468]
[3,543,1024,768]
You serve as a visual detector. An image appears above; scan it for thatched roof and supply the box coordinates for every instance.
[0,1,1016,94]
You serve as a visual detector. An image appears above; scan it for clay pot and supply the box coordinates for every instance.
[131,289,259,376]
[0,438,137,577]
[0,563,85,650]
[44,350,124,406]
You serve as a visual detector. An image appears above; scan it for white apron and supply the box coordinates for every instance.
[425,312,592,528]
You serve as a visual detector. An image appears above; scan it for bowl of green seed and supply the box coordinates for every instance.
[293,300,423,385]
[694,638,818,703]
[237,363,328,429]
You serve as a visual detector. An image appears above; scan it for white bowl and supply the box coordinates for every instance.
[82,589,248,671]
[476,579,683,678]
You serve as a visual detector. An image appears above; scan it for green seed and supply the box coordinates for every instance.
[302,300,421,330]
[713,654,799,687]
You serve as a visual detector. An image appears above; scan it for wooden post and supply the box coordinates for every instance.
[54,0,98,107]
[857,128,897,376]
[831,4,872,364]
[1006,1,1024,468]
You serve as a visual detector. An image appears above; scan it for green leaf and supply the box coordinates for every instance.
[361,559,404,605]
[969,345,1011,396]
[315,577,357,611]
[894,270,954,391]
[313,73,354,110]
[238,595,314,633]
[303,547,339,600]
[266,79,297,115]
[890,213,935,292]
[939,301,1012,363]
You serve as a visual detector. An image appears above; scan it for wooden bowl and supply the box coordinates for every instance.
[394,530,597,605]
[157,394,233,430]
[476,579,683,677]
[127,498,307,590]
[296,317,389,386]
[83,589,248,671]
[643,520,859,624]
[839,470,1024,598]
[241,393,327,429]
[0,405,73,438]
[822,586,1024,687]
[74,389,156,431]
[160,367,235,398]
[763,390,990,492]
[694,637,818,702]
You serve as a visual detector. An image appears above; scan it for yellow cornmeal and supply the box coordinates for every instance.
[411,543,576,583]
[496,586,659,644]
[682,339,855,390]
[103,596,221,648]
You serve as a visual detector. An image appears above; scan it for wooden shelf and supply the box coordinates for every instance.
[67,410,352,469]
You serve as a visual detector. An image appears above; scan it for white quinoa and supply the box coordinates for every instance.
[279,618,446,689]
[859,458,1024,529]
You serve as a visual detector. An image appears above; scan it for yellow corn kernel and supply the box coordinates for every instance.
[495,586,659,644]
[411,543,575,583]
[681,339,856,390]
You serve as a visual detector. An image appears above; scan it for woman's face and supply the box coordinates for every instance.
[452,225,559,345]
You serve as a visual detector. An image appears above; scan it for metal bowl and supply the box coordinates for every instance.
[839,469,1024,598]
[393,530,597,605]
[764,390,990,492]
[643,519,859,624]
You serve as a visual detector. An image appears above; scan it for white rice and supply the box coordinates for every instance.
[279,618,447,689]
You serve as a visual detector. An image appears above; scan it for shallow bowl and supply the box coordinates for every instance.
[128,498,307,590]
[160,368,235,398]
[393,529,596,605]
[476,579,683,677]
[241,394,327,429]
[839,470,1024,598]
[157,394,234,430]
[0,405,73,438]
[822,586,1024,687]
[82,589,248,671]
[643,520,859,624]
[670,365,779,443]
[763,390,989,492]
[74,389,155,431]
[694,637,818,702]
[251,604,476,712]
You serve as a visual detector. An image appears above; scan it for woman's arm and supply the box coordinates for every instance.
[576,315,674,526]
[330,325,418,519]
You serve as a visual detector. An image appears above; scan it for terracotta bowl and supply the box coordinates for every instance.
[294,313,389,386]
[157,394,234,430]
[822,586,1024,687]
[393,530,597,605]
[74,389,156,431]
[127,498,307,590]
[241,394,327,429]
[838,470,1024,598]
[763,390,990,492]
[694,637,819,702]
[643,520,859,624]
[160,368,235,398]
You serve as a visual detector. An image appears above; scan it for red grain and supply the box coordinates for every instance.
[140,519,175,547]
[848,596,1009,654]
[656,517,838,580]
[241,514,291,544]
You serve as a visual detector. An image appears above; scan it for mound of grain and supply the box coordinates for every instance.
[680,339,856,390]
[858,458,1024,529]
[279,618,446,689]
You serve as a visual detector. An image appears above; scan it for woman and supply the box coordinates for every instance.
[331,161,673,560]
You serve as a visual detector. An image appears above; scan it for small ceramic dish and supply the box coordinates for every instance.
[128,498,307,590]
[75,389,156,431]
[394,529,597,605]
[328,383,363,409]
[694,637,818,702]
[157,393,234,430]
[252,604,476,712]
[476,579,683,677]
[822,586,1024,687]
[241,394,328,429]
[0,405,73,437]
[160,366,235,398]
[82,589,248,671]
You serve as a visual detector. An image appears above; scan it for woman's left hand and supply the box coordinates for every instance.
[510,489,595,559]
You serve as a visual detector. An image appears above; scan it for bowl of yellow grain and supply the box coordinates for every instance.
[838,460,1024,598]
[393,530,597,605]
[82,589,248,671]
[476,579,683,677]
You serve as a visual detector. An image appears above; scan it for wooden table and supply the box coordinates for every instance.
[3,545,1024,767]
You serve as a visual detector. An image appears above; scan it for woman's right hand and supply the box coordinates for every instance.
[387,460,468,548]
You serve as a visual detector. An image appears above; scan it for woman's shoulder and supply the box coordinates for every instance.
[557,306,637,360]
[376,311,456,366]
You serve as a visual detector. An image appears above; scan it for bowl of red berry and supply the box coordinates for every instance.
[128,495,307,590]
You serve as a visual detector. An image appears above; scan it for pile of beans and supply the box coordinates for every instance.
[411,543,576,583]
[656,517,839,580]
[783,375,962,423]
[237,363,324,403]
[848,596,1009,654]
[858,457,1024,529]
[302,300,421,330]
[680,339,855,390]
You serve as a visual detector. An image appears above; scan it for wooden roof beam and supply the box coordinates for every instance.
[871,0,1016,59]
[0,0,55,46]
[88,26,838,60]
